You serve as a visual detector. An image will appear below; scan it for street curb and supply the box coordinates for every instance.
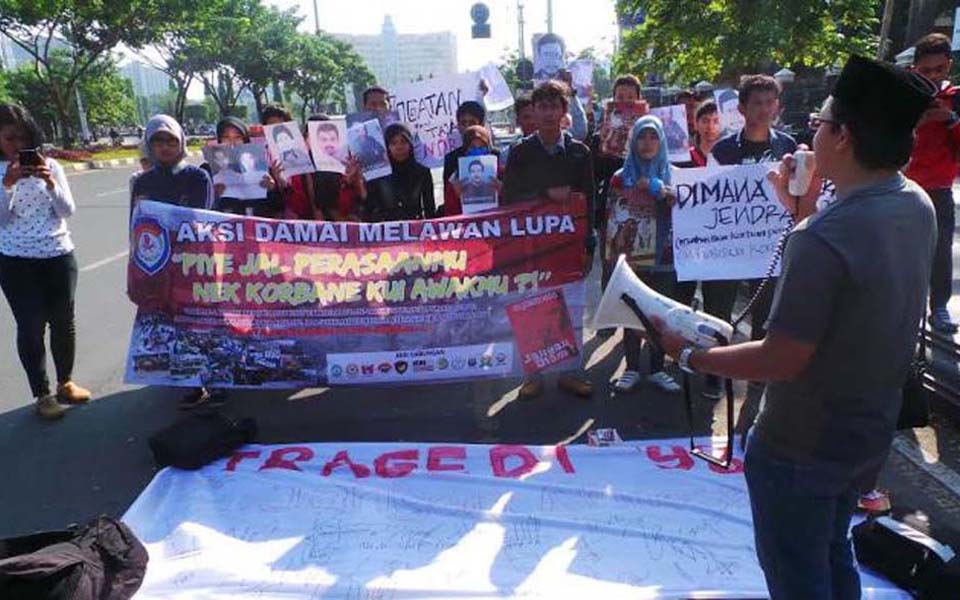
[62,150,201,173]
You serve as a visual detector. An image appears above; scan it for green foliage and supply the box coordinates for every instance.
[287,32,375,118]
[0,70,11,103]
[614,0,879,85]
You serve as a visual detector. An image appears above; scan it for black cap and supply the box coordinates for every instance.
[832,55,938,132]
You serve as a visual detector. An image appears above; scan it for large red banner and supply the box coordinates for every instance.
[125,199,587,388]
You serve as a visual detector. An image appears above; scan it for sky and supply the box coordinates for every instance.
[267,0,620,71]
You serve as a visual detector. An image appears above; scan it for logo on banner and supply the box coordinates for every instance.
[395,361,409,374]
[330,365,343,378]
[132,217,170,276]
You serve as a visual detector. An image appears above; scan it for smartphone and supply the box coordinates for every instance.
[18,148,43,168]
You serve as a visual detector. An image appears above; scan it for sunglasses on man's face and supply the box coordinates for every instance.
[809,115,838,130]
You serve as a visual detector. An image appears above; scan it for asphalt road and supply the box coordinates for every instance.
[1,166,959,558]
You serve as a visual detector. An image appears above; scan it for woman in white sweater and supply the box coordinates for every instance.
[0,104,90,419]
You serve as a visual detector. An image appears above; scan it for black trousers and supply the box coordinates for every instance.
[623,271,696,372]
[929,188,955,311]
[0,253,78,398]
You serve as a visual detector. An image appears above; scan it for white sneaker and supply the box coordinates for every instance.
[648,371,681,393]
[931,307,959,334]
[614,370,641,392]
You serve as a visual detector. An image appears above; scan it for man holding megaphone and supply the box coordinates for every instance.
[637,56,937,598]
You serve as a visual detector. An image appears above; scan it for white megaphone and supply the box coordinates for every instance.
[593,255,734,348]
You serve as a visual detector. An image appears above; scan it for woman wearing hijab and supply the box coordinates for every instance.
[603,115,695,394]
[361,123,435,222]
[199,117,282,218]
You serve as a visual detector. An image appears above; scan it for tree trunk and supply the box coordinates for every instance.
[253,86,266,122]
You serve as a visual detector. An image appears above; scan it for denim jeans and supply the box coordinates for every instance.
[744,431,864,600]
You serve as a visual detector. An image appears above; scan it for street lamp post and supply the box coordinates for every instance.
[546,0,553,33]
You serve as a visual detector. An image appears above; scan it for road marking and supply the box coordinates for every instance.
[79,250,128,273]
[96,187,129,197]
[892,436,960,497]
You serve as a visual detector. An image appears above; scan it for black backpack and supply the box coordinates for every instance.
[0,516,148,599]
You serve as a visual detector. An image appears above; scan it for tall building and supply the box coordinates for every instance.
[120,60,171,99]
[333,16,457,89]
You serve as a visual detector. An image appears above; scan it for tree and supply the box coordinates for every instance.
[0,0,188,144]
[229,5,302,119]
[614,0,879,85]
[0,70,11,104]
[287,32,374,121]
[5,51,137,139]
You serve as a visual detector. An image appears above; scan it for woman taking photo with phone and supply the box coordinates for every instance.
[0,103,90,419]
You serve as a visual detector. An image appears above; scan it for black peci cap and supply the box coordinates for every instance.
[832,55,938,133]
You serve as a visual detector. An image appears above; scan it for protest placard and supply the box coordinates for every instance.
[569,58,594,98]
[346,118,391,181]
[714,88,745,138]
[600,101,649,158]
[532,33,567,82]
[389,73,478,168]
[458,154,498,214]
[651,104,691,163]
[264,121,314,178]
[125,198,588,388]
[308,118,348,174]
[671,163,792,281]
[203,143,269,200]
[476,63,514,111]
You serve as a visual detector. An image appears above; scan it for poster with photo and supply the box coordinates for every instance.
[714,88,745,137]
[600,101,649,158]
[532,33,567,82]
[347,109,400,131]
[202,143,269,200]
[650,104,691,163]
[604,187,658,270]
[507,289,579,375]
[308,119,349,174]
[347,118,392,181]
[458,154,498,214]
[264,121,314,178]
[569,58,594,98]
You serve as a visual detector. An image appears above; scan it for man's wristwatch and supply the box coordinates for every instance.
[678,347,698,374]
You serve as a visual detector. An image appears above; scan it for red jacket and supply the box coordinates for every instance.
[905,83,960,190]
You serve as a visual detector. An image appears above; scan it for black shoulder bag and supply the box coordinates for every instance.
[897,314,930,430]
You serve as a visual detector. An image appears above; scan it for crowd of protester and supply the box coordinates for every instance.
[0,29,956,599]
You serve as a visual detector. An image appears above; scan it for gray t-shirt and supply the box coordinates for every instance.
[754,174,936,471]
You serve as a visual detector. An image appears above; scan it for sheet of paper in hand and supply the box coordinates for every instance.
[671,163,792,282]
[650,104,691,163]
[308,119,348,174]
[507,289,580,374]
[458,154,498,214]
[264,121,315,178]
[476,63,514,111]
[389,74,477,168]
[204,143,270,200]
[601,101,649,158]
[532,32,567,82]
[346,118,392,182]
[714,88,746,138]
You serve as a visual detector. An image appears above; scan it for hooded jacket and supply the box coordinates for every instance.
[363,123,435,222]
[131,115,212,212]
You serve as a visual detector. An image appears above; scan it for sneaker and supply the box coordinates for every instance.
[558,374,593,398]
[930,307,959,334]
[613,370,641,393]
[57,380,91,405]
[179,387,211,410]
[36,394,66,420]
[702,377,722,400]
[857,489,892,514]
[518,376,544,400]
[648,371,681,393]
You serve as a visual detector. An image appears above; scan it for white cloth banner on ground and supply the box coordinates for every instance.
[124,439,907,599]
[390,74,479,168]
[671,163,792,282]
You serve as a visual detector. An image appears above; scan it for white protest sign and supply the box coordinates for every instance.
[954,7,960,52]
[390,73,478,168]
[477,63,514,111]
[124,439,907,599]
[671,163,792,281]
[651,104,691,163]
[308,118,348,174]
[264,121,315,178]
